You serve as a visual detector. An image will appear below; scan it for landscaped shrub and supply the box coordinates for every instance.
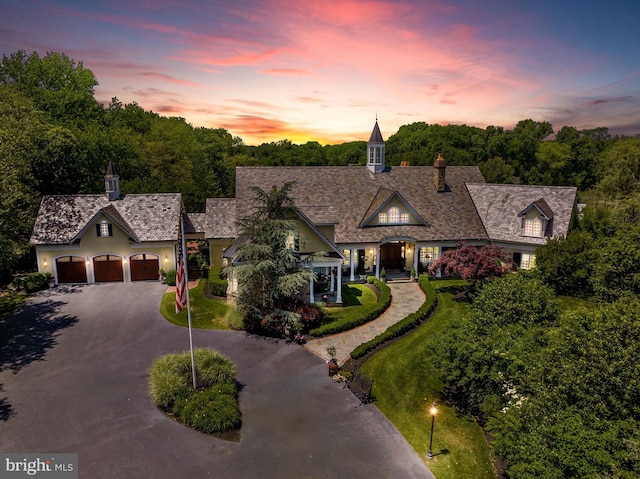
[165,269,176,286]
[11,272,52,293]
[296,303,322,330]
[208,267,228,297]
[350,275,437,359]
[308,279,391,337]
[149,348,240,434]
[172,383,241,434]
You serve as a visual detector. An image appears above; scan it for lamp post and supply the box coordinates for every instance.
[426,402,437,460]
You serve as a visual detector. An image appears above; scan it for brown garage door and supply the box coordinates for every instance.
[93,255,124,282]
[56,256,87,283]
[130,254,160,281]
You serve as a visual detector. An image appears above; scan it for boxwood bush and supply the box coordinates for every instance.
[165,269,177,286]
[149,348,241,434]
[207,267,228,297]
[350,275,437,359]
[308,279,391,337]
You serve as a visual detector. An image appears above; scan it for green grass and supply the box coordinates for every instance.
[319,284,377,323]
[160,279,242,329]
[361,280,495,479]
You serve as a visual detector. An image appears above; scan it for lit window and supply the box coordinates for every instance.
[97,222,112,237]
[379,212,388,223]
[343,249,351,264]
[420,247,439,263]
[388,207,400,223]
[523,218,543,237]
[400,212,409,223]
[521,253,536,270]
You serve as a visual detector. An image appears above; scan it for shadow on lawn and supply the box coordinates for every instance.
[0,293,78,421]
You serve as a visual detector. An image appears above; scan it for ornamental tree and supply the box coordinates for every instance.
[428,243,513,285]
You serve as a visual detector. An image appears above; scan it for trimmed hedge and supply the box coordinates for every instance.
[149,348,241,434]
[308,279,391,337]
[208,267,228,297]
[350,275,437,359]
[165,269,177,286]
[11,272,52,293]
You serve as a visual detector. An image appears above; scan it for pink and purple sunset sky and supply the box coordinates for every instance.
[1,0,639,145]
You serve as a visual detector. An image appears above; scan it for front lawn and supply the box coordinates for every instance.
[361,280,495,479]
[319,283,377,323]
[160,279,242,329]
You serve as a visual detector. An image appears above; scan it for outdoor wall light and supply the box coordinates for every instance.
[164,254,169,263]
[43,258,48,266]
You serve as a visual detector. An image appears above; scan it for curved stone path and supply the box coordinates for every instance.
[305,278,426,365]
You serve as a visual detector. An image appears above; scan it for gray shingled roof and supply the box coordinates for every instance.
[466,183,577,245]
[234,166,489,244]
[30,193,182,245]
[205,198,237,238]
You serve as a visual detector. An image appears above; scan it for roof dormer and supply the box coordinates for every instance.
[518,198,554,237]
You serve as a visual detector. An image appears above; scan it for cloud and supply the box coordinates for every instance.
[260,68,309,75]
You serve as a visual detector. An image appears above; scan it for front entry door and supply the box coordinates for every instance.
[380,243,403,270]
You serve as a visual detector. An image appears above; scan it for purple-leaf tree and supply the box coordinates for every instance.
[428,243,513,284]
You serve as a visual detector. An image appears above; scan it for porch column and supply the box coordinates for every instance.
[336,272,343,303]
[309,274,314,303]
[349,248,355,281]
[329,267,335,292]
[414,244,420,274]
[375,245,381,278]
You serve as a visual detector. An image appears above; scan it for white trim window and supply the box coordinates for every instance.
[96,222,112,237]
[420,247,439,264]
[521,253,536,270]
[379,207,409,224]
[523,218,543,237]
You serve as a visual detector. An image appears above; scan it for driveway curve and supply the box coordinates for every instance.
[0,282,433,479]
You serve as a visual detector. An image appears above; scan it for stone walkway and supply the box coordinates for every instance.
[305,278,426,365]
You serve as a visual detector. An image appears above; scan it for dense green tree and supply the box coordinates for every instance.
[436,272,559,421]
[591,225,640,301]
[0,86,45,278]
[535,230,596,297]
[0,50,100,122]
[597,138,640,198]
[478,156,518,184]
[231,183,317,336]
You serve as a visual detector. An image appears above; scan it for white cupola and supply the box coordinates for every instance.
[367,118,385,174]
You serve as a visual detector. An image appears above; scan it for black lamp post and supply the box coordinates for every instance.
[426,402,437,460]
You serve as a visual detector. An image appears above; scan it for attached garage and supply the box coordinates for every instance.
[130,253,160,281]
[93,255,124,282]
[56,256,88,283]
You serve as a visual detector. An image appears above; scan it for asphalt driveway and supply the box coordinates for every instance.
[0,282,433,478]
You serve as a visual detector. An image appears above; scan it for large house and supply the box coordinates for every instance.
[31,121,577,302]
[202,121,578,302]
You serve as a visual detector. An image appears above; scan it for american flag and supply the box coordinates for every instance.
[175,226,187,314]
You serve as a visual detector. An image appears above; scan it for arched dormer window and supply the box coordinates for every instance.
[379,207,409,224]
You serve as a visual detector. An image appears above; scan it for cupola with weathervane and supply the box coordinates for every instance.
[367,118,385,174]
[105,160,120,201]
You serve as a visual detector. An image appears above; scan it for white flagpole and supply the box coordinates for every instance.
[180,213,197,390]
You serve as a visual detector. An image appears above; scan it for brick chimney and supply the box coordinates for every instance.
[433,153,446,192]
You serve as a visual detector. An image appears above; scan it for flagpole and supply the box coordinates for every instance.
[180,213,197,390]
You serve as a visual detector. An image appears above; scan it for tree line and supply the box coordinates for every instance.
[2,49,640,281]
